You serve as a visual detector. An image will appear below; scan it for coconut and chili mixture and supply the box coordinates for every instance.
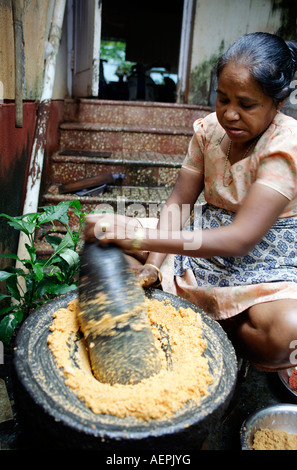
[47,297,213,421]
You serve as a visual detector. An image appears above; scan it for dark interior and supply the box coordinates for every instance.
[99,0,184,102]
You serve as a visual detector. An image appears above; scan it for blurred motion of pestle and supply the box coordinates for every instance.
[78,242,161,385]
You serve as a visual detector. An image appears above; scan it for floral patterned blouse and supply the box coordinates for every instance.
[159,111,297,320]
[182,111,297,217]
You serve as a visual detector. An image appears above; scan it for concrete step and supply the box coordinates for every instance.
[59,121,193,155]
[63,98,212,128]
[44,184,171,217]
[50,150,183,187]
[37,99,212,258]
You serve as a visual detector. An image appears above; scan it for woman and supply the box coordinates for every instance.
[84,32,297,371]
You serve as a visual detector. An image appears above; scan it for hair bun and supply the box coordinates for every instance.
[216,33,297,103]
[286,41,297,67]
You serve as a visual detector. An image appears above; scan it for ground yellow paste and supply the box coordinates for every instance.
[252,428,297,450]
[47,297,213,421]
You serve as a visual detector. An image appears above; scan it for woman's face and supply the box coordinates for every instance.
[216,61,278,145]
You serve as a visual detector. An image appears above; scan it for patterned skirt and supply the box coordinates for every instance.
[167,204,297,320]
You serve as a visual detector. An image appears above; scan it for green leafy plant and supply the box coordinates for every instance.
[0,200,86,345]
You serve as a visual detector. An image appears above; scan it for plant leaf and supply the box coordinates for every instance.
[25,243,37,263]
[44,234,64,250]
[59,248,80,268]
[6,275,21,301]
[0,293,10,302]
[0,305,16,317]
[35,278,59,298]
[0,313,21,344]
[4,266,26,276]
[38,201,73,226]
[47,283,77,296]
[0,271,15,282]
[69,200,81,211]
[53,231,75,254]
[0,253,20,261]
[0,213,36,235]
[33,263,44,281]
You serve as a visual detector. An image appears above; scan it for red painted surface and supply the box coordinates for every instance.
[43,100,65,189]
[0,102,37,261]
[0,100,64,265]
[0,102,37,185]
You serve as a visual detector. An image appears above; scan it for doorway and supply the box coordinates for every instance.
[70,0,193,103]
[99,0,184,103]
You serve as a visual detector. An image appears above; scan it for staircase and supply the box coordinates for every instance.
[38,99,211,254]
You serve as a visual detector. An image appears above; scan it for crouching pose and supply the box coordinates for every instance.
[84,33,297,372]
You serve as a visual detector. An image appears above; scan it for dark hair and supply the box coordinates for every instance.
[216,32,297,104]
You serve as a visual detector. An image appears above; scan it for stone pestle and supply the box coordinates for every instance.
[78,242,161,385]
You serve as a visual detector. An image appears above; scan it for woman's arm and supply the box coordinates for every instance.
[84,167,204,254]
[138,182,291,257]
[144,167,204,267]
[97,181,290,259]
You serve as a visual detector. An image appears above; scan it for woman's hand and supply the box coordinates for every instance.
[84,212,144,252]
[131,264,160,287]
[84,213,162,287]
